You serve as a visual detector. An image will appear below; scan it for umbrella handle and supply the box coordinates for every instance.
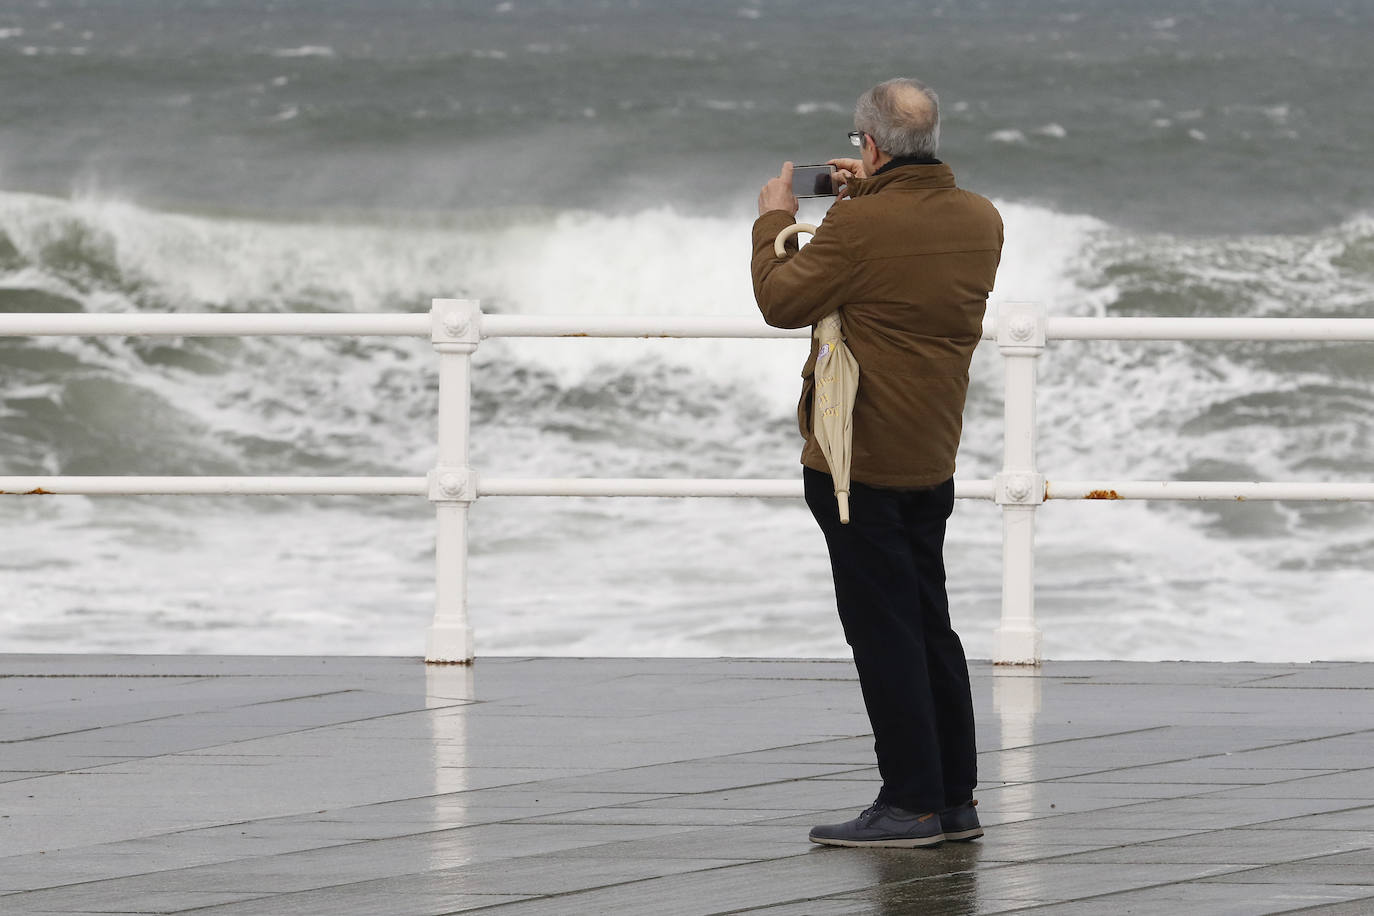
[773,223,818,258]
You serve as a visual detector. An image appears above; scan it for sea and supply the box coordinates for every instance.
[2,0,1373,661]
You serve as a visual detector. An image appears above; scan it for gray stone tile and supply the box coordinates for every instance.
[547,824,807,862]
[1280,898,1374,915]
[432,850,973,916]
[623,778,880,811]
[1201,859,1374,886]
[170,892,535,916]
[1018,780,1247,800]
[426,854,745,896]
[723,899,886,915]
[0,771,53,784]
[828,878,1048,915]
[1002,882,1374,915]
[967,862,1245,904]
[969,821,1205,848]
[1050,828,1374,866]
[523,761,857,794]
[1245,806,1374,832]
[1218,773,1374,799]
[5,655,1374,914]
[997,796,1371,834]
[0,888,271,913]
[1052,764,1344,786]
[1290,849,1374,866]
[740,897,1047,916]
[515,806,813,827]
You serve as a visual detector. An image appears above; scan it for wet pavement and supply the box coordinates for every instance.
[1,655,1372,915]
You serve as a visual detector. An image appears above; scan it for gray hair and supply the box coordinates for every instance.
[854,78,941,158]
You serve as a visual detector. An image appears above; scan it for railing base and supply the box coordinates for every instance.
[425,624,475,665]
[992,625,1043,667]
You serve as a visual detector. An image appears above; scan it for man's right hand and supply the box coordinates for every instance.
[758,161,800,217]
[827,157,866,199]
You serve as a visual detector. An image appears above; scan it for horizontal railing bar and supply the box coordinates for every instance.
[1047,480,1374,501]
[8,476,1372,502]
[6,312,1374,344]
[480,477,802,498]
[481,478,995,499]
[0,313,430,337]
[0,476,999,500]
[480,315,1374,343]
[9,476,1371,501]
[0,477,427,496]
[480,314,812,339]
[1045,317,1374,342]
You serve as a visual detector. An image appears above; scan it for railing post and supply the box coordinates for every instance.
[426,299,481,664]
[993,302,1046,666]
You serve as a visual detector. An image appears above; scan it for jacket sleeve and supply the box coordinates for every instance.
[750,208,854,330]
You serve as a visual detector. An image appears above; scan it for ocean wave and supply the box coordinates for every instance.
[3,190,1373,659]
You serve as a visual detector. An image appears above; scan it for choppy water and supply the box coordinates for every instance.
[2,0,1373,660]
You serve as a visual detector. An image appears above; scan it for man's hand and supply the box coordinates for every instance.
[757,161,799,217]
[827,157,866,199]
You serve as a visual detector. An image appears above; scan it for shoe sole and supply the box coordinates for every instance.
[809,833,946,849]
[943,827,983,842]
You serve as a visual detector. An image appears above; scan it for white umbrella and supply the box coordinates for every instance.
[774,223,860,524]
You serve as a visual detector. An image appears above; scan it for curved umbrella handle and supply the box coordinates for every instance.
[773,222,818,258]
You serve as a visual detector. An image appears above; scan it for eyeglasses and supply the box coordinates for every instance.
[848,130,865,148]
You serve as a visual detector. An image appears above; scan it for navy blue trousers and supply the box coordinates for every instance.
[804,466,977,812]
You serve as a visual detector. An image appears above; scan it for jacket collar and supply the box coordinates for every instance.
[849,162,956,198]
[875,155,942,174]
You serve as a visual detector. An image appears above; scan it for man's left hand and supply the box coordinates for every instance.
[758,161,799,217]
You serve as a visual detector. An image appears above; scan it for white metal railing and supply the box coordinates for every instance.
[4,300,1374,665]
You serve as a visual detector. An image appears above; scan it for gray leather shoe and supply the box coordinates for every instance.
[809,801,945,848]
[939,799,983,841]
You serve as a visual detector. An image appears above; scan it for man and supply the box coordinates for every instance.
[750,78,1002,848]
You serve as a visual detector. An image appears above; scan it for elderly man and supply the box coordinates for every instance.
[751,78,1003,848]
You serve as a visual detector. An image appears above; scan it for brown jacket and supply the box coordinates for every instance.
[751,163,1002,488]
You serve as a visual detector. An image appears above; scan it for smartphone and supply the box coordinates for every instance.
[791,164,836,198]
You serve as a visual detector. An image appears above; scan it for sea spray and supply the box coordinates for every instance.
[3,189,1374,659]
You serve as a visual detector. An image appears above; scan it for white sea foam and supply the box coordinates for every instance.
[795,101,846,115]
[270,46,336,58]
[4,190,1373,660]
[988,129,1027,144]
[701,99,754,112]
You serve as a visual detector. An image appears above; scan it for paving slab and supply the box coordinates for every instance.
[2,655,1373,914]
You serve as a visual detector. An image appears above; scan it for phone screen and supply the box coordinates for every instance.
[791,164,835,198]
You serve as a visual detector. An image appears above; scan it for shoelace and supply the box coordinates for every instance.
[857,801,885,824]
